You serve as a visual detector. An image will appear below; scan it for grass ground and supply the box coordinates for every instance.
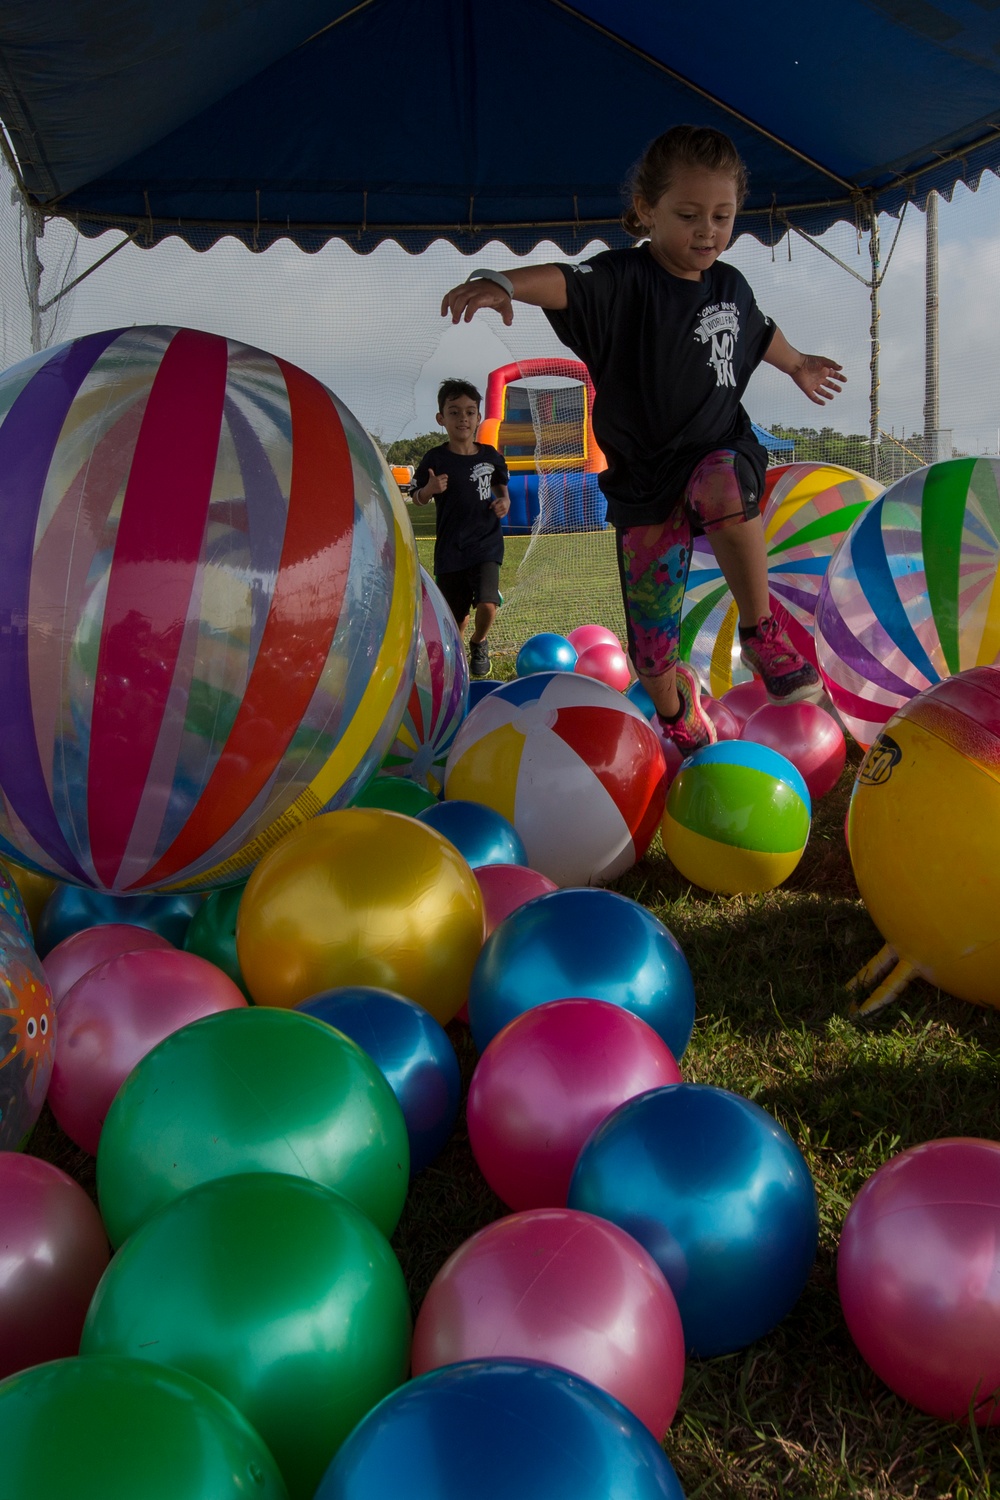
[28,506,1000,1499]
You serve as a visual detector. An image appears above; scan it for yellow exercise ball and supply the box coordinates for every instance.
[849,666,1000,1011]
[236,809,485,1021]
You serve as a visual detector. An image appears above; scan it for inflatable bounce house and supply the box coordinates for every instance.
[477,359,607,534]
[478,359,794,535]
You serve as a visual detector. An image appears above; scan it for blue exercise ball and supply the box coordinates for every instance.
[295,986,461,1175]
[626,679,656,719]
[568,1084,818,1357]
[417,800,527,869]
[516,634,578,676]
[313,1359,686,1500]
[467,888,695,1059]
[35,886,202,957]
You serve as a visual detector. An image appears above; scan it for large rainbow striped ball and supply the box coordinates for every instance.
[682,462,882,698]
[0,327,419,893]
[444,673,666,887]
[381,567,468,795]
[848,666,1000,1008]
[816,457,1000,749]
[661,741,811,894]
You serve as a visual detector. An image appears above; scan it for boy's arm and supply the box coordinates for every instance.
[412,468,448,505]
[442,266,568,327]
[763,326,846,406]
[490,481,511,519]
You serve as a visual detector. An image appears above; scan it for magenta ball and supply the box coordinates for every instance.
[742,701,846,800]
[574,643,631,693]
[467,998,682,1210]
[42,924,174,1010]
[838,1138,1000,1423]
[703,696,742,741]
[0,1154,109,1379]
[49,948,247,1154]
[411,1207,685,1437]
[650,720,684,786]
[473,864,558,938]
[567,624,620,653]
[719,677,769,729]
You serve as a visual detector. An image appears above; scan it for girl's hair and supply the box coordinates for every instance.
[622,126,749,237]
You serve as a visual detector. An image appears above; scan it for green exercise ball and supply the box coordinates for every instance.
[82,1173,411,1500]
[183,884,251,998]
[353,773,439,815]
[0,1355,288,1500]
[96,1006,409,1247]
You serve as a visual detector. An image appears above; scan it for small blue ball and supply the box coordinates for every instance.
[516,633,578,677]
[468,887,695,1059]
[314,1359,686,1500]
[34,886,202,957]
[294,986,461,1175]
[626,679,656,719]
[569,1083,818,1356]
[417,800,527,869]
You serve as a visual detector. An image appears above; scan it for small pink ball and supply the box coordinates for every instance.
[703,695,742,741]
[473,864,558,938]
[467,997,682,1210]
[412,1206,686,1436]
[719,677,769,729]
[567,624,621,653]
[49,947,247,1154]
[574,642,632,692]
[42,923,174,1010]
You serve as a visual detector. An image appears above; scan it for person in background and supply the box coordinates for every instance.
[412,378,510,679]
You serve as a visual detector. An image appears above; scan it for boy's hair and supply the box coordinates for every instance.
[437,378,482,412]
[622,126,749,237]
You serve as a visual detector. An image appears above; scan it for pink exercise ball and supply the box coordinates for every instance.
[567,624,620,654]
[650,720,684,785]
[719,677,769,729]
[411,1206,685,1437]
[42,924,174,1010]
[49,948,247,1154]
[703,695,742,741]
[473,864,558,938]
[742,701,846,800]
[466,997,682,1210]
[838,1138,1000,1423]
[0,1153,109,1379]
[574,642,632,693]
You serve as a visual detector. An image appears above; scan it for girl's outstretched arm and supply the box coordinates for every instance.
[442,265,568,326]
[764,326,846,406]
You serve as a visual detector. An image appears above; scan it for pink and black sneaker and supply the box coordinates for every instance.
[739,612,824,705]
[657,663,718,757]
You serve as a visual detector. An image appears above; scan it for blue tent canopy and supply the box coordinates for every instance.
[1,0,999,254]
[751,424,795,454]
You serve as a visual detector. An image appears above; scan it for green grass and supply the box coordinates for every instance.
[26,507,1000,1497]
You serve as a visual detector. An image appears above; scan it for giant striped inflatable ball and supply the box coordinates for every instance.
[0,327,420,893]
[816,457,1000,749]
[381,567,468,795]
[662,741,811,894]
[444,673,666,886]
[682,463,882,698]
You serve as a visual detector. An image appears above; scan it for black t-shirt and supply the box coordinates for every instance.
[413,443,509,573]
[545,245,776,526]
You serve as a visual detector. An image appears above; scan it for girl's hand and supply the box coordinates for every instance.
[793,355,846,405]
[441,281,514,326]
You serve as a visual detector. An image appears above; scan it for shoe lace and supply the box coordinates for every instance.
[756,605,790,646]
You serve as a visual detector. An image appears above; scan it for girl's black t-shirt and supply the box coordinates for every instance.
[545,244,776,526]
[412,443,509,573]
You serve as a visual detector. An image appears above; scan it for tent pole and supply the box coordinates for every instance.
[923,190,940,462]
[867,204,880,481]
[23,200,43,354]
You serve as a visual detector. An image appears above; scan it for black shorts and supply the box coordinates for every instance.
[435,560,502,620]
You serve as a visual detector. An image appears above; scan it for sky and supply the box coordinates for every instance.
[6,167,1000,457]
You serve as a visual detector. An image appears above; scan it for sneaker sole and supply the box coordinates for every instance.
[675,662,718,745]
[762,678,828,707]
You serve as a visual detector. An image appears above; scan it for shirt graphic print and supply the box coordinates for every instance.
[695,302,741,389]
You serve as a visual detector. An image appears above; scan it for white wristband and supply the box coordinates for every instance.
[467,268,514,297]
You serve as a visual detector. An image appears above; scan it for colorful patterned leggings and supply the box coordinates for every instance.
[615,449,760,679]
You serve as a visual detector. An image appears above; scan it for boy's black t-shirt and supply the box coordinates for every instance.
[413,443,509,573]
[544,244,776,526]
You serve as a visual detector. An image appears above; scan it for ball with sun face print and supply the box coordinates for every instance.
[0,914,55,1147]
